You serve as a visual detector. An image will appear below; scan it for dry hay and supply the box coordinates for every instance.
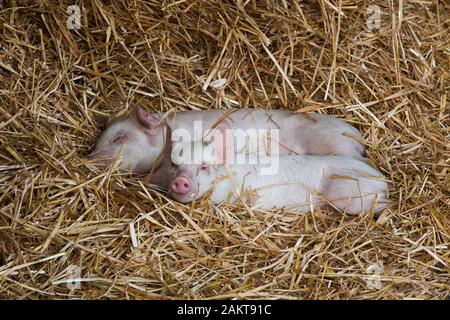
[0,0,448,299]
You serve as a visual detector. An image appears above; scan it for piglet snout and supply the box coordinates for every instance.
[87,151,111,169]
[171,176,192,195]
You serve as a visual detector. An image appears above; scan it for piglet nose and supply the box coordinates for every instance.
[87,151,110,169]
[171,176,191,195]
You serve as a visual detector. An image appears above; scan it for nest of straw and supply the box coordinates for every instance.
[0,0,448,299]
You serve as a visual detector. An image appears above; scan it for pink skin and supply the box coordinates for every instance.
[321,172,388,214]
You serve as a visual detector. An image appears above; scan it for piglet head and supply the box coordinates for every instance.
[88,106,166,174]
[168,138,223,203]
[168,162,214,203]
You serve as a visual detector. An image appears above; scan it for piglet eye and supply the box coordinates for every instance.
[112,133,126,144]
[200,163,208,171]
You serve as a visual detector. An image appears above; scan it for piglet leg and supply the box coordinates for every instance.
[321,167,389,215]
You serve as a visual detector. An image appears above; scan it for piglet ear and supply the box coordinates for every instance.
[134,106,159,129]
[132,106,165,136]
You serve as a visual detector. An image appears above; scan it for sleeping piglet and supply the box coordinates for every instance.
[89,107,367,188]
[168,139,389,215]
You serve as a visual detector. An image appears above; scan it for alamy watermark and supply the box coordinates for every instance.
[366,5,382,31]
[171,121,280,175]
[67,5,82,30]
[365,261,384,290]
[64,264,81,289]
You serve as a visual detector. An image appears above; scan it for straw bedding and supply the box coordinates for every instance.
[0,0,448,299]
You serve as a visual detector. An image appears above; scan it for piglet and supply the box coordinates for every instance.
[168,140,389,215]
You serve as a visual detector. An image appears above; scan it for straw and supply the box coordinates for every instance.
[0,0,448,299]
